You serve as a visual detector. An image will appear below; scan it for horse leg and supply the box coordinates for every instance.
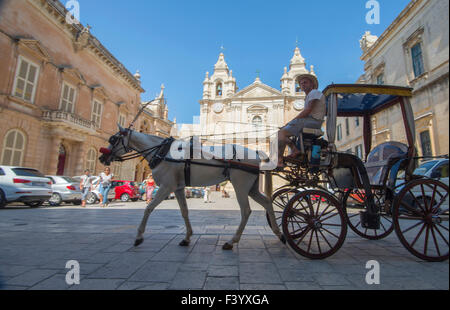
[135,186,172,246]
[223,186,252,250]
[175,188,193,246]
[248,180,286,244]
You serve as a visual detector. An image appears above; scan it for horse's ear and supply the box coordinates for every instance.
[118,124,128,136]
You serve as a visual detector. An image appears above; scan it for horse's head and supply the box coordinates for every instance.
[99,125,133,166]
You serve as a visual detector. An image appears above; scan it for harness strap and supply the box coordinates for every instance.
[185,160,191,187]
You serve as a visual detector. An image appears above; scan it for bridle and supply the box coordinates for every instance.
[103,129,165,163]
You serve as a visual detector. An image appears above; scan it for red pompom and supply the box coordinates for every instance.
[100,147,111,155]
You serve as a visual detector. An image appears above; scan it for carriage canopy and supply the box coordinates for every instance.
[323,84,415,161]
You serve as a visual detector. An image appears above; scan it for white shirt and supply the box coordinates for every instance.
[80,175,93,188]
[305,89,326,121]
[100,172,113,186]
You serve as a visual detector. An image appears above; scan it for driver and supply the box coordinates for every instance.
[276,73,326,169]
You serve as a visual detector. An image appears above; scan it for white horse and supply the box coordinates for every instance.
[99,125,285,250]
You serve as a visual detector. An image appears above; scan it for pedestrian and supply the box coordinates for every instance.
[145,174,155,204]
[203,186,211,203]
[80,169,93,208]
[98,167,114,207]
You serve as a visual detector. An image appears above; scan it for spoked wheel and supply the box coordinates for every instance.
[282,189,347,259]
[267,187,300,229]
[392,179,449,262]
[343,188,394,240]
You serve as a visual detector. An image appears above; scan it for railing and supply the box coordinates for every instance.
[42,110,97,130]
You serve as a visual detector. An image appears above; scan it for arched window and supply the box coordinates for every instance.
[216,83,223,97]
[86,148,97,173]
[295,77,302,93]
[252,116,263,127]
[1,129,26,166]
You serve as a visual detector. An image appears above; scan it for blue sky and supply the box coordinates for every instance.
[74,0,410,124]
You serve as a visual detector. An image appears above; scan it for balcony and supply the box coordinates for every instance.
[41,110,97,136]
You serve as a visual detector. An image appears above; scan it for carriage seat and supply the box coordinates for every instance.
[301,128,324,138]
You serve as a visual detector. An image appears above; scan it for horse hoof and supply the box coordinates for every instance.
[134,238,144,247]
[280,234,287,245]
[179,240,190,247]
[222,243,233,250]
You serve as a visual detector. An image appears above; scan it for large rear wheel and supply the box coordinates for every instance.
[392,179,449,262]
[282,189,347,259]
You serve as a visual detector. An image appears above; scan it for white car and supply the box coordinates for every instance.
[396,159,449,187]
[46,175,82,206]
[396,159,449,212]
[0,166,53,208]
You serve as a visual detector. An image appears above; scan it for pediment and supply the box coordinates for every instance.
[233,83,281,99]
[91,84,109,100]
[17,38,51,62]
[60,66,86,85]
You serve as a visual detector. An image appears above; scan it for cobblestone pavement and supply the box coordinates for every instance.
[0,192,448,290]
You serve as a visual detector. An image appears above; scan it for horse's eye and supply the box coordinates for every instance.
[109,136,117,144]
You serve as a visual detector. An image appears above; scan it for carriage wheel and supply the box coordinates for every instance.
[266,188,300,229]
[282,189,347,259]
[343,189,394,240]
[392,179,449,262]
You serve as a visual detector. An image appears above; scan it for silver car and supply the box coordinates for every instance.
[46,175,82,206]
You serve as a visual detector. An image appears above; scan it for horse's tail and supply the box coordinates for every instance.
[263,171,273,199]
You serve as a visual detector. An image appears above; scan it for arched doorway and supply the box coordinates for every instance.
[56,144,66,176]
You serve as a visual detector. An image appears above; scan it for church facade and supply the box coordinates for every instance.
[177,47,318,158]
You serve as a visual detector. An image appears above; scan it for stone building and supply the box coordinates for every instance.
[176,47,318,154]
[0,0,146,180]
[134,84,173,182]
[172,47,318,191]
[336,0,449,159]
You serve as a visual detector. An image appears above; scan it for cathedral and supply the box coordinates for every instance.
[178,46,318,155]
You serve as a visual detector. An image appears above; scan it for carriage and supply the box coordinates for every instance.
[268,84,449,262]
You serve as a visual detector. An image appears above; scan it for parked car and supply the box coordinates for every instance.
[46,175,82,206]
[191,188,204,198]
[396,159,449,213]
[396,158,449,187]
[114,180,140,202]
[0,166,52,208]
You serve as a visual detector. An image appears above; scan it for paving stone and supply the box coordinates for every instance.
[117,281,170,290]
[277,268,315,282]
[312,273,352,286]
[0,265,33,277]
[240,284,286,290]
[285,282,323,290]
[29,274,79,290]
[238,249,272,263]
[128,261,181,283]
[87,252,153,279]
[207,265,238,277]
[69,279,124,290]
[169,271,207,290]
[5,269,58,287]
[0,197,447,290]
[239,263,282,284]
[203,277,239,290]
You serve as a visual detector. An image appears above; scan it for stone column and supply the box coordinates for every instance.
[73,142,87,176]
